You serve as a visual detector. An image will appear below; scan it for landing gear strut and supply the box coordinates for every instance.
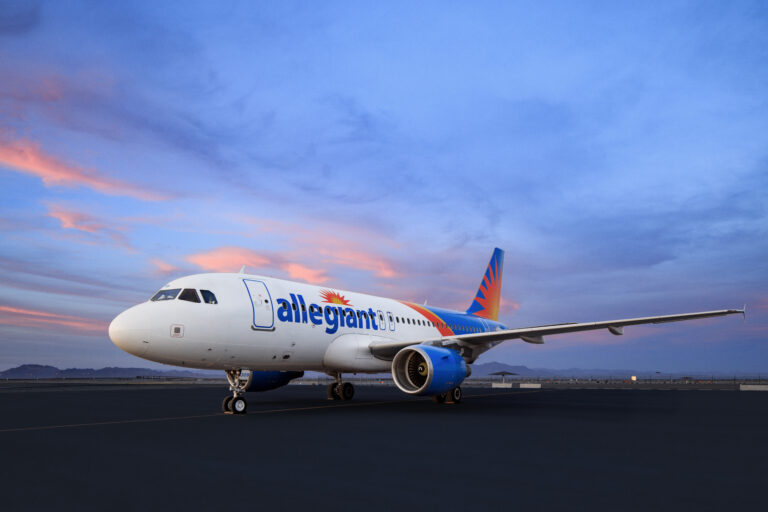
[222,369,250,414]
[327,373,355,401]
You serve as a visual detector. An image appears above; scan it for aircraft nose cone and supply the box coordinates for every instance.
[109,306,149,356]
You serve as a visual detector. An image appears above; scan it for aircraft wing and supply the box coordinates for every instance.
[368,308,745,360]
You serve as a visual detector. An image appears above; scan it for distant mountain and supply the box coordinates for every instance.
[0,364,220,379]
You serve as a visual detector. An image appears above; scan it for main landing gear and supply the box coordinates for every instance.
[327,373,355,401]
[432,386,462,405]
[222,369,250,415]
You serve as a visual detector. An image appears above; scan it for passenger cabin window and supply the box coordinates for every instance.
[178,288,200,303]
[200,290,218,304]
[151,288,181,301]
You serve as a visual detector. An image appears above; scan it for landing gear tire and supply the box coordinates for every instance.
[231,396,247,414]
[222,396,234,413]
[446,386,462,404]
[327,383,340,400]
[339,382,355,401]
[432,393,447,404]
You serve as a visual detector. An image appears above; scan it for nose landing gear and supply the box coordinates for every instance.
[222,369,251,414]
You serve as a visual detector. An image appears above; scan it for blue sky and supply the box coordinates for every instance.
[0,0,766,372]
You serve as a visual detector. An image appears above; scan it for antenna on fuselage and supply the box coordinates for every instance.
[239,265,246,274]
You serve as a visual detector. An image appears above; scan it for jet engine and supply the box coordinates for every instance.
[244,370,304,392]
[391,345,467,395]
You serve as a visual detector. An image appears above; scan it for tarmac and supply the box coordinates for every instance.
[0,382,766,511]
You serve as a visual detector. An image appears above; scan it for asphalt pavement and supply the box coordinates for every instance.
[0,383,765,511]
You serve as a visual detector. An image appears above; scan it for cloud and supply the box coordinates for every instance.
[186,247,329,284]
[754,297,768,313]
[243,216,401,279]
[186,247,270,273]
[47,207,105,234]
[0,56,231,171]
[0,0,40,35]
[45,203,130,248]
[500,298,521,315]
[0,130,165,200]
[0,304,107,334]
[149,258,180,276]
[0,254,148,300]
[282,262,329,283]
[317,247,399,279]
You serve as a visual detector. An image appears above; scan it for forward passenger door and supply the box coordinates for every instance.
[243,280,275,330]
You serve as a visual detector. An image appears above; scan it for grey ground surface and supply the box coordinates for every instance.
[0,383,765,511]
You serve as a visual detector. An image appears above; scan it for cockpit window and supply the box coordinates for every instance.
[178,288,201,303]
[200,290,218,304]
[151,288,181,301]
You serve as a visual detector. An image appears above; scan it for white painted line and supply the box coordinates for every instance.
[520,383,542,389]
[491,383,513,388]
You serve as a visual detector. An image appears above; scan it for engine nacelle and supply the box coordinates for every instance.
[391,345,467,396]
[245,370,304,392]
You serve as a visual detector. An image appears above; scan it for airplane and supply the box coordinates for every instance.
[108,248,744,414]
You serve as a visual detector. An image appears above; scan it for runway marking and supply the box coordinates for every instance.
[0,389,541,434]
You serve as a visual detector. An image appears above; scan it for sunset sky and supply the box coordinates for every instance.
[1,1,766,373]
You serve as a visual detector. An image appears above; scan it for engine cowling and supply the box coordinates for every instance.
[391,346,467,396]
[244,370,304,392]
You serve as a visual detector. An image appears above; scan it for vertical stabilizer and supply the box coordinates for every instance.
[466,248,504,321]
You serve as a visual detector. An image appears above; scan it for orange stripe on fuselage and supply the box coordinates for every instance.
[399,302,454,336]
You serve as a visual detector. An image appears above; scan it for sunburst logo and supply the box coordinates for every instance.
[319,289,352,306]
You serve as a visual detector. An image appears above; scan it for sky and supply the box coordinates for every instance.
[0,0,766,373]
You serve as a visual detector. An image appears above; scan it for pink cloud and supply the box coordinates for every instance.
[0,130,164,201]
[753,297,768,312]
[282,262,329,283]
[186,247,329,284]
[48,207,105,234]
[45,203,130,248]
[500,297,521,314]
[150,258,180,276]
[186,247,270,273]
[242,216,401,279]
[0,305,107,334]
[317,247,399,278]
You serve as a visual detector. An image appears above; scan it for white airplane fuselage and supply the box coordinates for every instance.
[109,272,505,373]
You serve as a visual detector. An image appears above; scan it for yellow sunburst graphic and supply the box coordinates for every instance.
[319,289,352,306]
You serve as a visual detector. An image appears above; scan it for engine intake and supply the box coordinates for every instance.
[392,346,467,395]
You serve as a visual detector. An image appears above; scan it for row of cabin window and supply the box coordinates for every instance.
[278,301,483,332]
